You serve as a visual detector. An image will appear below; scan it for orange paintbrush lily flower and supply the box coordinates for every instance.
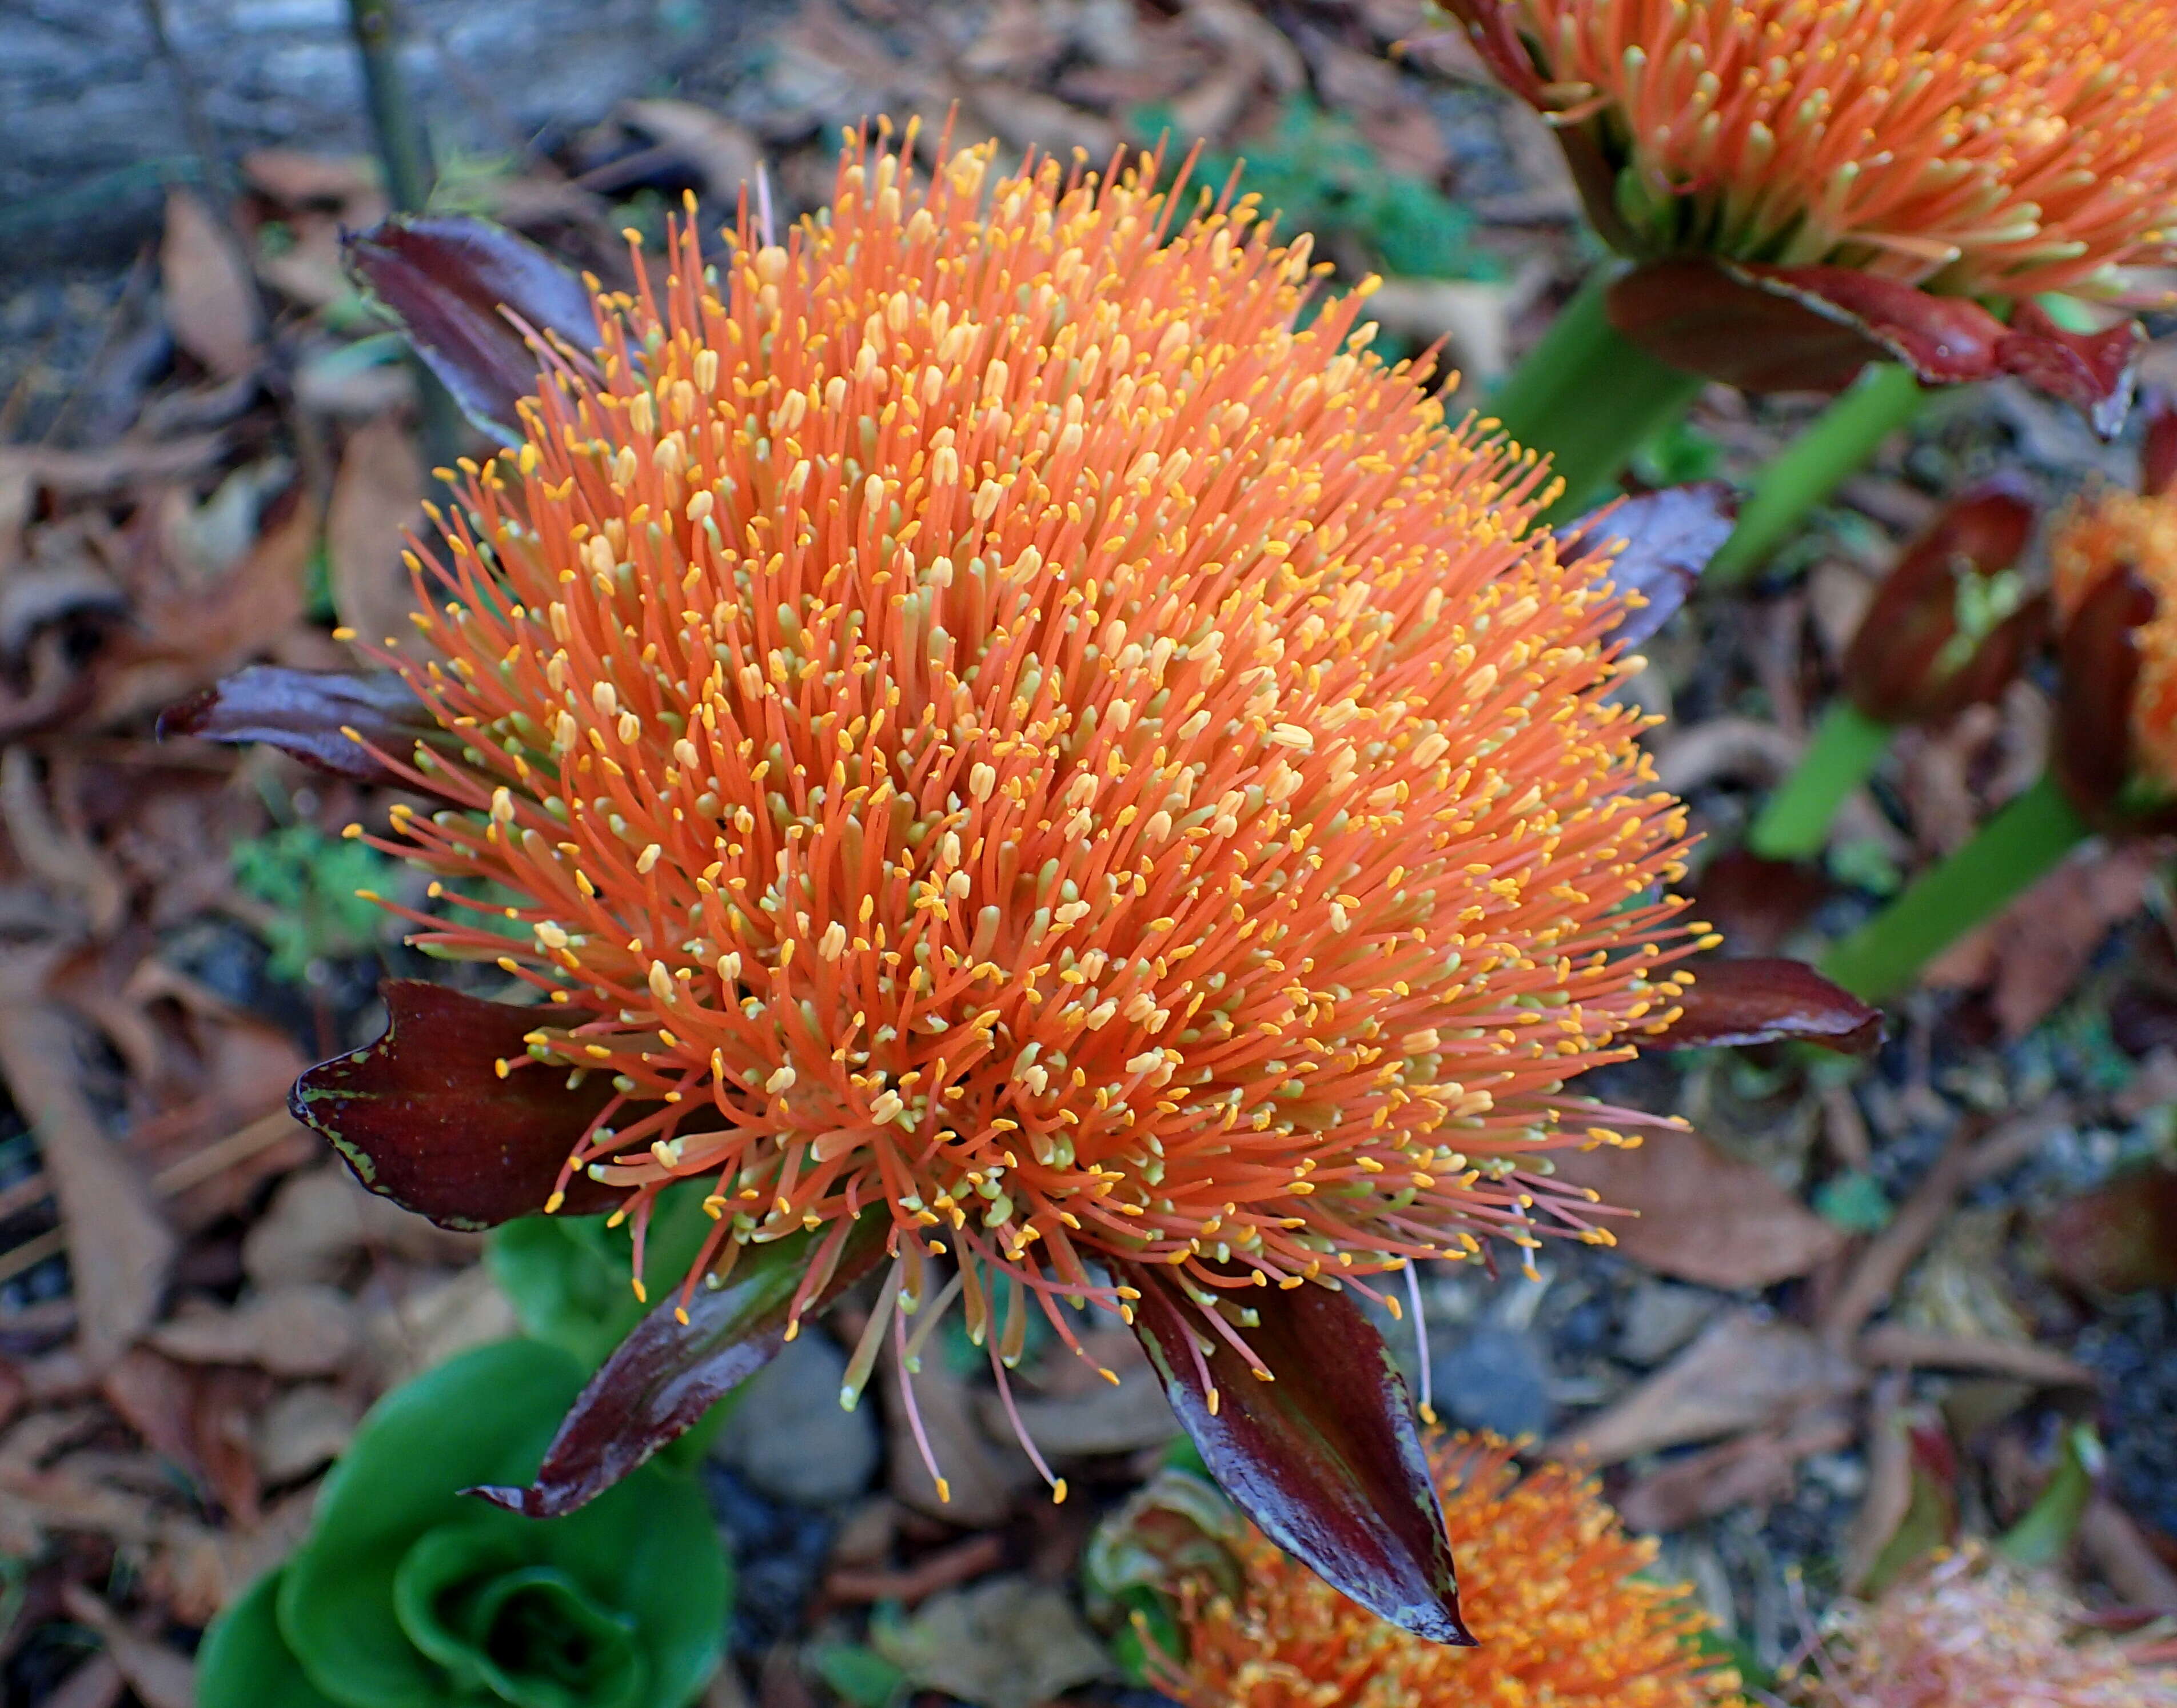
[1448,0,2177,422]
[1157,1432,1746,1708]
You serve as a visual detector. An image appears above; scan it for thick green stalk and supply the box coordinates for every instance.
[1488,269,1705,525]
[1747,701,1895,861]
[347,0,464,480]
[1819,772,2091,1001]
[1708,364,1925,584]
[349,0,436,214]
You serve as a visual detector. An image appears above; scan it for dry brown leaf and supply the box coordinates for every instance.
[244,1162,481,1289]
[1841,1376,1916,1591]
[0,746,126,935]
[880,1335,1032,1526]
[1551,1126,1847,1290]
[1820,1123,1981,1346]
[159,190,262,381]
[364,1264,520,1387]
[619,99,763,202]
[960,82,1119,161]
[1546,1310,1861,1467]
[98,1348,198,1471]
[1856,1326,2099,1387]
[0,1005,176,1366]
[61,1584,195,1708]
[1924,841,2161,1036]
[0,437,228,498]
[1614,1403,1857,1533]
[90,479,317,728]
[1651,717,1802,795]
[870,1576,1114,1708]
[0,1455,162,1553]
[253,1383,361,1484]
[240,149,381,210]
[256,213,356,310]
[150,1284,361,1378]
[2080,1499,2177,1611]
[1362,277,1521,386]
[191,1364,270,1524]
[164,1488,316,1624]
[43,1654,123,1708]
[327,414,426,651]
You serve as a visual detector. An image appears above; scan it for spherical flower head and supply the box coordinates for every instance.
[1161,1432,1744,1707]
[2051,483,2177,792]
[375,122,1693,1356]
[1506,0,2177,301]
[1800,1544,2177,1707]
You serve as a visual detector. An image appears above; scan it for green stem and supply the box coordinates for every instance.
[1707,364,1925,584]
[1488,269,1705,525]
[1818,772,2091,1002]
[348,0,436,214]
[347,0,464,481]
[1747,701,1896,861]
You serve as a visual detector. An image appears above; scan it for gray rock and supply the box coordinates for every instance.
[711,1330,880,1507]
[1431,1324,1555,1440]
[1620,1279,1724,1366]
[976,1365,1179,1457]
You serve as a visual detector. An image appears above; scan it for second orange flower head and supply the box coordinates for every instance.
[1449,0,2177,413]
[1509,0,2177,302]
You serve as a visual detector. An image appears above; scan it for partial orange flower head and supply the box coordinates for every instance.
[1500,0,2177,302]
[1161,1432,1744,1707]
[2051,482,2177,792]
[1800,1545,2177,1707]
[372,123,1694,1383]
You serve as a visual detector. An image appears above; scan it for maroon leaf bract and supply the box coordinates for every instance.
[1652,957,1883,1055]
[1119,1260,1470,1646]
[1607,258,2142,435]
[158,665,437,786]
[290,980,621,1230]
[1606,257,1917,394]
[1564,482,1737,650]
[471,1215,891,1518]
[345,215,602,444]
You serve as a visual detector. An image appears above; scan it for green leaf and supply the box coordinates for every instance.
[1815,1171,1895,1234]
[489,1180,719,1368]
[394,1527,647,1708]
[1997,1424,2103,1568]
[197,1570,348,1708]
[232,824,398,980]
[807,1642,907,1708]
[277,1339,727,1708]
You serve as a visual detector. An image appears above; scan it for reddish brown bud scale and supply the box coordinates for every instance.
[2051,467,2177,821]
[1843,485,2042,729]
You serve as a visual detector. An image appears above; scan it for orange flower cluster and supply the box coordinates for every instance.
[370,125,1694,1400]
[2051,484,2177,791]
[1800,1545,2177,1707]
[1513,0,2177,300]
[1162,1433,1744,1707]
